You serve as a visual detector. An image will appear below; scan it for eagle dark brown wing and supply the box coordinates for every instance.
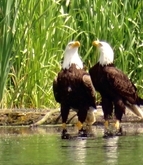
[104,66,137,103]
[53,76,61,103]
[82,74,96,98]
[82,74,96,108]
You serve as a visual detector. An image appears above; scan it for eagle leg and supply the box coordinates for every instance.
[61,128,70,139]
[61,123,71,139]
[61,106,70,139]
[114,120,123,136]
[114,120,120,130]
[77,110,88,137]
[103,120,123,138]
[104,120,113,135]
[102,98,113,136]
[76,121,87,137]
[103,120,113,138]
[114,100,124,136]
[115,126,123,136]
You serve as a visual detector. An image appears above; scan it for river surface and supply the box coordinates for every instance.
[0,124,143,165]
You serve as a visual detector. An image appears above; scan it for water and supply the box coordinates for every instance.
[0,124,143,165]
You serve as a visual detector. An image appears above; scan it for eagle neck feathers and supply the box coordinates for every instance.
[62,51,83,70]
[98,42,114,66]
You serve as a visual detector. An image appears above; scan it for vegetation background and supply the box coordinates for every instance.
[0,0,143,109]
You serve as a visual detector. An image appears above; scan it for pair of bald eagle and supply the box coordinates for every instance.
[53,40,143,139]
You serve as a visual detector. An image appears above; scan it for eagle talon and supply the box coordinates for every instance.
[78,128,88,137]
[103,130,114,138]
[61,129,70,139]
[115,127,123,136]
[103,127,123,138]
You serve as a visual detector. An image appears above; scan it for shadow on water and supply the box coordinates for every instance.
[0,123,143,165]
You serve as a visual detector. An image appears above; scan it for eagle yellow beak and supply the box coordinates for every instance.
[71,41,80,48]
[92,41,101,47]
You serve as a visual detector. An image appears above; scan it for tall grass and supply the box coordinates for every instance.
[0,0,143,108]
[0,0,21,107]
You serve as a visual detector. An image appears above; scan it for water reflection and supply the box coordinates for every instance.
[0,125,142,165]
[68,139,87,165]
[60,126,99,165]
[104,136,119,165]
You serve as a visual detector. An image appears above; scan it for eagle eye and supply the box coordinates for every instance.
[99,43,103,46]
[68,43,73,47]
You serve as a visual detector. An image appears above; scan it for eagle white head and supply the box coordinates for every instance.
[62,41,83,69]
[92,41,114,66]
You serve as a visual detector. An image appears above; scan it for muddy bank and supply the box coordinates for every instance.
[0,106,142,126]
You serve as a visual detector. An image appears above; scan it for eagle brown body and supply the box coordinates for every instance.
[89,62,142,121]
[54,64,96,110]
[53,41,96,138]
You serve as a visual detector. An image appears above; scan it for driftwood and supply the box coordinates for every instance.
[30,109,60,127]
[30,106,143,127]
[30,108,79,127]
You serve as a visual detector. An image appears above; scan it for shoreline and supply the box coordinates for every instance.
[0,106,142,126]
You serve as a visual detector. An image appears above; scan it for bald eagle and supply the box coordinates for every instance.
[89,40,143,136]
[53,41,96,139]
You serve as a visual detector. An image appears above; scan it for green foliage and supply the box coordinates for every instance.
[0,0,20,107]
[0,0,143,108]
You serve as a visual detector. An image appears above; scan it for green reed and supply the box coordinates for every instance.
[0,0,143,108]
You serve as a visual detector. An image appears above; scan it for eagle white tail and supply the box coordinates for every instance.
[126,104,143,118]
